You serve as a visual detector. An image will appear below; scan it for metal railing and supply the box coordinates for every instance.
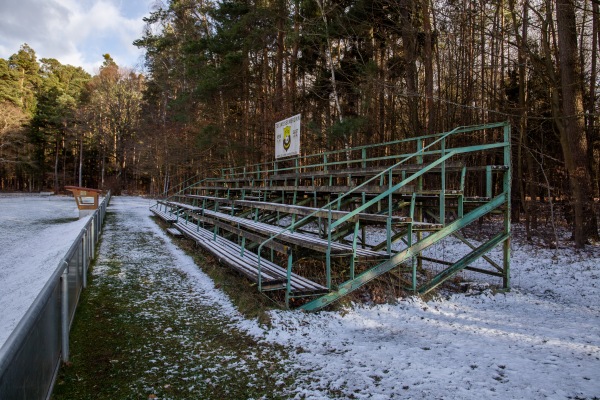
[0,191,111,400]
[220,121,509,180]
[252,122,511,303]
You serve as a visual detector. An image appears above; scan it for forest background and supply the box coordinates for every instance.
[0,0,598,246]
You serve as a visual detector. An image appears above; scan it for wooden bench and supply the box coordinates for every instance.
[150,206,178,222]
[174,220,328,294]
[166,227,183,237]
[241,184,415,195]
[184,194,411,224]
[268,162,466,180]
[166,202,388,259]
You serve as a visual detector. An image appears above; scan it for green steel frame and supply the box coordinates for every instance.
[152,121,511,311]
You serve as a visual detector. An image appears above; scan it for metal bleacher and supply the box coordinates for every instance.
[151,122,511,311]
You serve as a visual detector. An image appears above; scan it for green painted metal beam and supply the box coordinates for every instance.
[330,151,457,229]
[417,231,509,294]
[300,193,508,311]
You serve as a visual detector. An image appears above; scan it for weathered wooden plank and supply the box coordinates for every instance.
[182,195,411,224]
[150,208,178,222]
[198,208,388,259]
[166,227,183,237]
[185,211,290,254]
[243,185,415,195]
[174,221,328,293]
[234,199,411,223]
[269,162,466,180]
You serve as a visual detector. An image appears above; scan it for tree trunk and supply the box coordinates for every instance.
[556,0,598,246]
[275,0,285,116]
[400,0,420,135]
[588,0,599,198]
[422,0,435,134]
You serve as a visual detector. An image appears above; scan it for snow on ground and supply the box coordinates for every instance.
[0,195,92,347]
[2,195,599,399]
[256,225,600,399]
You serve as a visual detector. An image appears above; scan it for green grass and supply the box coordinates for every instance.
[51,212,297,400]
[165,229,282,324]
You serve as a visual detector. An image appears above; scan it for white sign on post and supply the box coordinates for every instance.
[275,114,301,159]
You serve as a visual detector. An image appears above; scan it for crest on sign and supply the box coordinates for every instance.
[275,114,300,159]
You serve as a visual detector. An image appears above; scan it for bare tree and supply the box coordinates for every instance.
[556,0,598,246]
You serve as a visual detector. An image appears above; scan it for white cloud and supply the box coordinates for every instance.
[0,0,153,74]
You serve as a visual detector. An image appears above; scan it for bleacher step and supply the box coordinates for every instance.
[167,227,183,237]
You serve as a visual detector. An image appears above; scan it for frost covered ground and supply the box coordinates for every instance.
[2,195,599,399]
[0,194,92,347]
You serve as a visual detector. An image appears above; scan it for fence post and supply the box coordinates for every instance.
[82,232,88,289]
[61,262,69,363]
[92,218,96,256]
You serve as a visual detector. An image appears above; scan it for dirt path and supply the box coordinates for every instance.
[52,197,297,399]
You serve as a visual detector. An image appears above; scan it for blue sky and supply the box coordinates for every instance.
[0,0,156,74]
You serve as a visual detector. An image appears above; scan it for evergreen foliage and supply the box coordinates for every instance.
[0,0,598,244]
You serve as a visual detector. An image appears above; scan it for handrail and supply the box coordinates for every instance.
[254,124,479,288]
[150,177,221,209]
[223,121,508,179]
[161,174,202,199]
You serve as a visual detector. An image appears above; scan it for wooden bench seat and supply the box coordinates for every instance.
[150,207,178,222]
[187,186,244,193]
[268,162,466,180]
[211,176,254,183]
[174,220,328,294]
[241,184,415,195]
[189,207,388,259]
[185,194,411,224]
[164,200,395,258]
[166,227,183,237]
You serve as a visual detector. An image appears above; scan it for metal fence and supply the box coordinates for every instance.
[0,192,111,399]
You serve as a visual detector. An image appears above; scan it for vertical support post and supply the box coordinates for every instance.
[285,249,293,309]
[82,233,87,289]
[91,218,95,260]
[440,137,446,225]
[361,148,367,168]
[361,192,367,249]
[486,165,493,199]
[257,252,263,292]
[387,169,393,256]
[502,122,511,289]
[61,262,69,362]
[459,166,466,218]
[416,139,423,189]
[407,198,416,292]
[351,220,359,279]
[416,139,424,270]
[326,210,332,289]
